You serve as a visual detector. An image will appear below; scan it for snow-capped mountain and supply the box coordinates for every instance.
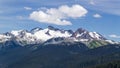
[0,26,118,47]
[71,28,106,41]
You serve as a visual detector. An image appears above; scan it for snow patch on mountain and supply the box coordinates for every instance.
[0,34,11,43]
[11,30,24,36]
[89,32,103,40]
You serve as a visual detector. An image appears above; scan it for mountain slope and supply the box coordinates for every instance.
[6,44,120,68]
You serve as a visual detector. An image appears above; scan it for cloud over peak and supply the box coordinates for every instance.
[24,7,32,10]
[93,13,102,18]
[29,4,88,25]
[109,34,120,38]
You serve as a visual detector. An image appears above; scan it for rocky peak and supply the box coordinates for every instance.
[31,27,43,33]
[47,26,59,31]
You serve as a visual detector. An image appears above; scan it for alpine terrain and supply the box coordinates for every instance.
[0,26,119,68]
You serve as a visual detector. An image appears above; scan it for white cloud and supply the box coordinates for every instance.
[84,0,120,16]
[24,7,32,10]
[93,13,102,18]
[109,34,120,38]
[29,4,88,25]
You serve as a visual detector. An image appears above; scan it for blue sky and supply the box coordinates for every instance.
[0,0,120,41]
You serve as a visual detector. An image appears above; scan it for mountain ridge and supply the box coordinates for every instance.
[0,26,118,49]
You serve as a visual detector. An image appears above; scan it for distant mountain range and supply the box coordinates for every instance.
[0,26,120,68]
[0,26,118,49]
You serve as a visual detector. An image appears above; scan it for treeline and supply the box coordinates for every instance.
[92,60,120,68]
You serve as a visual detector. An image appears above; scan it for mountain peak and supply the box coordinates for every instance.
[76,28,88,33]
[65,30,74,34]
[31,27,43,33]
[47,26,59,31]
[70,28,107,41]
[4,32,13,37]
[71,28,88,38]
